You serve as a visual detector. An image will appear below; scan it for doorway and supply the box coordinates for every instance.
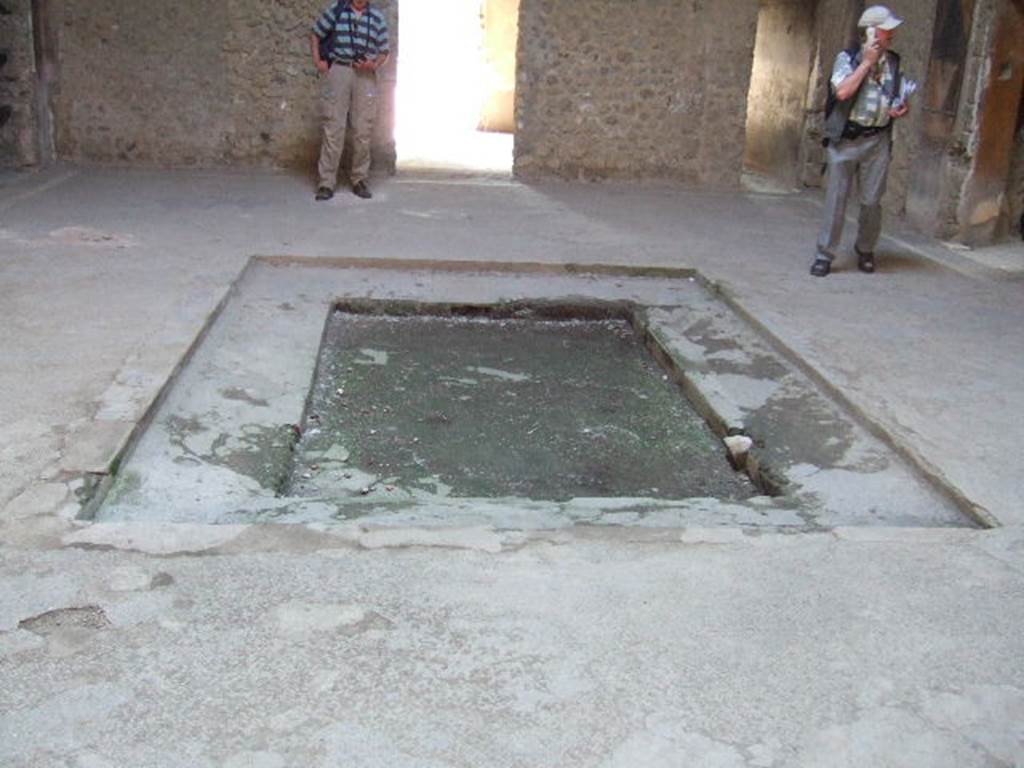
[742,0,816,192]
[395,0,518,174]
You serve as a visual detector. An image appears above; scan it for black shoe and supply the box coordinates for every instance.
[352,181,372,199]
[315,186,334,201]
[856,248,876,273]
[810,258,831,277]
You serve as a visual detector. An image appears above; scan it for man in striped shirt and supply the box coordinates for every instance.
[311,0,390,201]
[810,5,911,277]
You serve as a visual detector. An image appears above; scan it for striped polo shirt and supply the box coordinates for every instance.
[313,2,390,63]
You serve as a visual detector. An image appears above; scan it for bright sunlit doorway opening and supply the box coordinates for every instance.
[395,0,518,175]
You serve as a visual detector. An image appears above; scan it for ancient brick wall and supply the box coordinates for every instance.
[0,0,39,167]
[49,0,396,172]
[513,0,758,184]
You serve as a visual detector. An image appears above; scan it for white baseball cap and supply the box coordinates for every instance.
[858,5,904,29]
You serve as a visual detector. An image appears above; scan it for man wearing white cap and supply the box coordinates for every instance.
[811,5,912,277]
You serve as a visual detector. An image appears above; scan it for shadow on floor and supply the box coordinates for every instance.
[876,251,946,274]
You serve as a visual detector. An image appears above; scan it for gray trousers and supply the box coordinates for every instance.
[815,130,892,262]
[317,65,377,189]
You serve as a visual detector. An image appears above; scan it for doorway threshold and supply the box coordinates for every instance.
[397,131,513,177]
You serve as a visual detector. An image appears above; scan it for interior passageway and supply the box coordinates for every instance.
[395,0,516,174]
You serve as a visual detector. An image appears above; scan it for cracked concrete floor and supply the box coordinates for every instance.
[0,166,1022,766]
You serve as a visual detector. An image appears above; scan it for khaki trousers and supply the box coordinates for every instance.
[317,65,377,189]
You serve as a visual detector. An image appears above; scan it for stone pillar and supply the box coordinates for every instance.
[479,0,518,133]
[954,0,1023,242]
[905,0,978,235]
[797,0,861,187]
[31,0,55,164]
[1010,93,1024,237]
[743,0,816,187]
[0,0,40,167]
[371,0,397,176]
[907,0,1023,243]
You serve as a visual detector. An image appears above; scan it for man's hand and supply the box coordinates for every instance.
[862,41,883,67]
[354,55,386,72]
[836,46,883,101]
[889,103,910,119]
[310,33,330,74]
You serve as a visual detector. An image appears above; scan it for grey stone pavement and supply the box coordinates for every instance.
[1,165,1023,766]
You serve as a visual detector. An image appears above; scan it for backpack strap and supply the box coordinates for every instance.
[330,0,350,25]
[318,0,351,63]
[822,45,862,147]
[827,45,863,113]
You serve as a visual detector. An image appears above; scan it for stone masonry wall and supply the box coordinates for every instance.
[926,0,998,238]
[881,0,939,215]
[798,0,857,187]
[0,0,39,167]
[23,0,1016,226]
[953,0,1023,242]
[513,0,758,184]
[50,0,396,172]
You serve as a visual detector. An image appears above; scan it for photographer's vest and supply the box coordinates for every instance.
[823,45,902,147]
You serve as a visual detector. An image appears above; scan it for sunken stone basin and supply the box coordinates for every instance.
[288,310,755,503]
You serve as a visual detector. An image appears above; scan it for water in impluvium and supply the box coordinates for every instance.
[289,312,755,502]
